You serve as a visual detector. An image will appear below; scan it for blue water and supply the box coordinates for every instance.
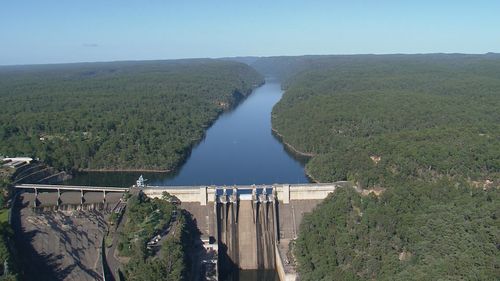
[64,80,300,281]
[65,80,309,187]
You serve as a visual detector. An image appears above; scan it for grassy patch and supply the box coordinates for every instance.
[0,209,9,223]
[105,235,113,248]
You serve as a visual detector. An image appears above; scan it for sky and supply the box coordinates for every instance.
[1,0,499,65]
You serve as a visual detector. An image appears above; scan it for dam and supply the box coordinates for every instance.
[216,187,276,278]
[12,81,343,280]
[144,182,349,280]
[14,181,350,280]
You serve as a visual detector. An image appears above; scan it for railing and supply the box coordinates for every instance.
[15,184,128,193]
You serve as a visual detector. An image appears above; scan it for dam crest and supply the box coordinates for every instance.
[15,182,350,280]
[144,182,350,280]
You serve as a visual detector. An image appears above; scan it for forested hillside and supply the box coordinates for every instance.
[251,55,349,80]
[296,183,499,280]
[271,54,500,186]
[0,168,17,280]
[0,60,263,171]
[118,192,194,281]
[266,54,500,280]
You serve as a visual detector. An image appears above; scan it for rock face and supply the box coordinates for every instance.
[398,250,413,261]
[14,203,108,281]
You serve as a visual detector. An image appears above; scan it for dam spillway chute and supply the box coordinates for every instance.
[216,186,277,279]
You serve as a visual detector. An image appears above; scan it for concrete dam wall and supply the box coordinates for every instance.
[217,198,276,271]
[143,182,352,280]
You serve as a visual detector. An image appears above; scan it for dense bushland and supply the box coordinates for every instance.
[271,55,500,186]
[0,169,18,280]
[0,60,263,171]
[119,192,193,281]
[265,54,500,280]
[296,183,499,280]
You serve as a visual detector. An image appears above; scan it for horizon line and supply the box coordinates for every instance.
[1,52,498,67]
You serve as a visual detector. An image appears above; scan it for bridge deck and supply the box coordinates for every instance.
[15,184,128,192]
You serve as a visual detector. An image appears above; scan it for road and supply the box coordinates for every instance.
[105,203,128,281]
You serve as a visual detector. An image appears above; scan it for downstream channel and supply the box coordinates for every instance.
[66,79,310,281]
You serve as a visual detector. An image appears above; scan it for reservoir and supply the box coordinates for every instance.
[65,80,309,281]
[66,80,310,187]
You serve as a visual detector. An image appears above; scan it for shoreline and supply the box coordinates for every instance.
[304,168,320,183]
[80,168,171,173]
[271,127,322,183]
[271,128,316,157]
[271,127,321,183]
[75,82,265,176]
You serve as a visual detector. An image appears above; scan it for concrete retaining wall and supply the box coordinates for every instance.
[143,187,216,205]
[141,183,350,281]
[275,183,337,204]
[275,244,297,281]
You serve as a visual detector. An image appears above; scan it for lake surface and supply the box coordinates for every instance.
[66,80,309,187]
[66,80,307,281]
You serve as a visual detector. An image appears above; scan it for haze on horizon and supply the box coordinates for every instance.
[1,0,499,65]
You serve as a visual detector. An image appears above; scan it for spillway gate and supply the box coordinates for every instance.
[216,186,277,275]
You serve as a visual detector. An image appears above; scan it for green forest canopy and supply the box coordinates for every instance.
[269,54,500,186]
[0,168,17,280]
[118,192,193,281]
[264,54,500,280]
[295,182,498,281]
[0,59,263,171]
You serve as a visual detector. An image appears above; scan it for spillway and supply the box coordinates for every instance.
[216,188,277,280]
[143,182,345,281]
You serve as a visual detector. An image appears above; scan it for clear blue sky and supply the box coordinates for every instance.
[1,0,499,65]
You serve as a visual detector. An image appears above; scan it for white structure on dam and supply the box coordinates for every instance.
[142,182,343,205]
[143,182,351,281]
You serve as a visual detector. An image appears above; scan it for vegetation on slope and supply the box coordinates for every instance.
[266,54,500,280]
[0,60,263,172]
[0,168,14,209]
[118,192,193,281]
[271,55,500,186]
[0,169,18,280]
[296,183,499,281]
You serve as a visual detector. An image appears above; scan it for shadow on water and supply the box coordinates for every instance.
[65,80,310,187]
[63,80,300,281]
[270,129,311,166]
[63,86,257,189]
[63,170,171,187]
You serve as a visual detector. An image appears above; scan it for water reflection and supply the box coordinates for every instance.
[65,80,309,187]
